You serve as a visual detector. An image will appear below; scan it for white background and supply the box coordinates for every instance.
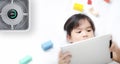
[0,0,120,64]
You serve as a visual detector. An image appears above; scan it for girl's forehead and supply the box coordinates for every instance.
[72,19,92,30]
[77,19,91,26]
[78,19,89,24]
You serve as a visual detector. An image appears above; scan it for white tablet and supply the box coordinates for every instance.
[61,34,112,64]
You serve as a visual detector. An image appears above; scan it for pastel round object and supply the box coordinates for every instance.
[41,40,53,51]
[19,55,32,64]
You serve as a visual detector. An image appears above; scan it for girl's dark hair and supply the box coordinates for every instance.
[64,13,95,36]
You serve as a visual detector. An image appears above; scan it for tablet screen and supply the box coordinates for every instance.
[61,34,112,64]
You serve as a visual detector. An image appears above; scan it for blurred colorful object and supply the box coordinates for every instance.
[87,0,92,5]
[19,55,32,64]
[41,40,53,51]
[104,0,110,3]
[89,7,99,17]
[73,3,84,12]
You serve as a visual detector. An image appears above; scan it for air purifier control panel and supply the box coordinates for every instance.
[0,0,29,30]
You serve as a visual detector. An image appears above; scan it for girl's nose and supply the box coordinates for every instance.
[82,31,88,38]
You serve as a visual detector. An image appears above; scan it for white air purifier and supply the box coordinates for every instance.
[0,0,29,30]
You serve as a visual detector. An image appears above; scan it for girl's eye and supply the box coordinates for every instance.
[77,31,81,33]
[87,30,92,32]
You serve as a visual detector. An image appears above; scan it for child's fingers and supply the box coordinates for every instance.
[64,55,71,64]
[59,51,72,64]
[59,55,71,64]
[110,41,120,63]
[59,50,63,57]
[110,41,116,52]
[60,51,72,60]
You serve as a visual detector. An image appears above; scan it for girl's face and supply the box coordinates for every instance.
[67,19,94,43]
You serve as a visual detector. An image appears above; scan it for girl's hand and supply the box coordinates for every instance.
[59,51,72,64]
[110,42,120,63]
